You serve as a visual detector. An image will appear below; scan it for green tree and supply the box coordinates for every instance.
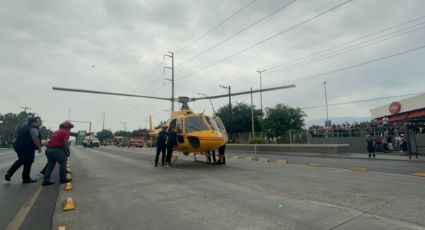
[97,129,113,142]
[263,104,306,138]
[214,102,262,134]
[132,128,149,137]
[0,111,36,146]
[113,130,132,137]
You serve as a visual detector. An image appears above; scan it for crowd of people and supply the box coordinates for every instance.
[307,121,417,138]
[366,133,408,158]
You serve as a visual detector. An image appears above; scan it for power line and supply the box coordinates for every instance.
[175,0,258,53]
[201,15,425,93]
[0,85,24,107]
[107,61,165,119]
[200,16,425,91]
[176,0,296,68]
[265,22,425,76]
[262,44,425,88]
[301,92,423,110]
[287,14,425,69]
[178,0,353,80]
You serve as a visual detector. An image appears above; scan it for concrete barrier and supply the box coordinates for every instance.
[226,144,349,156]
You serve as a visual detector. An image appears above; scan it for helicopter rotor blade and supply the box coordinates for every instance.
[52,87,172,101]
[192,84,296,101]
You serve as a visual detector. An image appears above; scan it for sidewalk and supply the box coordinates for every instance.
[342,153,424,161]
[0,148,13,153]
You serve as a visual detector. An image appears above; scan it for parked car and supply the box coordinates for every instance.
[88,139,100,147]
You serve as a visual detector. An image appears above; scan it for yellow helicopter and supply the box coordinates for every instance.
[52,84,295,162]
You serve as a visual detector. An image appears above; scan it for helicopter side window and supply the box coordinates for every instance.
[176,118,183,134]
[185,116,209,133]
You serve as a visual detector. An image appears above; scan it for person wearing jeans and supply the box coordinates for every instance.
[4,117,42,184]
[42,121,74,186]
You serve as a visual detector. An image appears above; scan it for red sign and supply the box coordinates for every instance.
[389,101,401,114]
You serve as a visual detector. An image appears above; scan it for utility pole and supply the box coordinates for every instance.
[102,112,105,130]
[256,70,266,115]
[121,121,127,131]
[220,85,232,134]
[219,85,231,111]
[20,106,31,113]
[164,51,175,112]
[322,81,330,127]
[250,88,255,138]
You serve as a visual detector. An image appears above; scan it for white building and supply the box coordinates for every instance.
[370,93,425,122]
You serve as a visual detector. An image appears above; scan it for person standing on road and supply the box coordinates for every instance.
[367,134,376,158]
[217,144,226,165]
[207,150,217,164]
[40,124,71,175]
[4,117,43,183]
[42,121,74,186]
[165,126,177,167]
[155,125,168,167]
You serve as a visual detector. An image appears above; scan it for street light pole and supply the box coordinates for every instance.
[322,81,329,127]
[256,70,266,115]
[102,112,105,130]
[197,93,216,114]
[219,85,232,133]
[121,121,127,131]
[250,88,255,138]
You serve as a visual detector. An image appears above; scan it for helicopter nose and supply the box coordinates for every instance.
[188,136,200,149]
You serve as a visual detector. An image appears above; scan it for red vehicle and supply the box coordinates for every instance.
[130,138,144,147]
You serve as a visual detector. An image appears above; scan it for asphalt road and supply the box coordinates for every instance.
[52,146,425,230]
[0,149,59,230]
[2,146,425,230]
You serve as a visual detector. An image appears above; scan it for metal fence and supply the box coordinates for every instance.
[230,127,404,144]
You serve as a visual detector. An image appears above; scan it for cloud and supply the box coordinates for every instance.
[1,0,425,132]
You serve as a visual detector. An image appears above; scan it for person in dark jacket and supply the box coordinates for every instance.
[5,117,42,183]
[217,144,226,165]
[155,125,168,167]
[165,127,177,167]
[207,150,217,164]
[366,134,375,158]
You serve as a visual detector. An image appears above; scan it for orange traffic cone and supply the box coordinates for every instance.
[64,182,73,191]
[63,197,75,211]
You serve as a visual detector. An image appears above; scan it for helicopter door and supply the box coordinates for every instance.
[214,117,228,142]
[176,118,185,144]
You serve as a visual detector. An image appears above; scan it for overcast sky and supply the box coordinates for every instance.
[1,0,425,132]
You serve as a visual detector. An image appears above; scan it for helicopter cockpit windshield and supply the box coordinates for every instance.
[206,116,220,132]
[185,116,209,133]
